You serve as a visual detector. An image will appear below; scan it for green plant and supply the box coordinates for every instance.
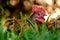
[0,6,60,40]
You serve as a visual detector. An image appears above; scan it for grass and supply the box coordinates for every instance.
[0,5,60,40]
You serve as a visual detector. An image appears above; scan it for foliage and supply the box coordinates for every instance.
[0,4,60,40]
